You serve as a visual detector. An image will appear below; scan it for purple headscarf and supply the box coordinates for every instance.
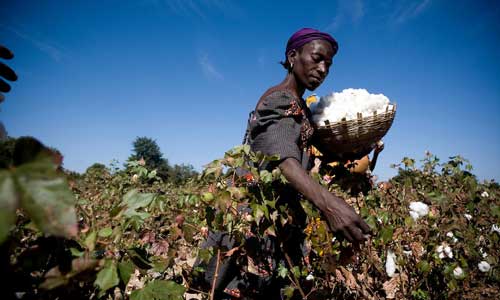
[285,28,338,56]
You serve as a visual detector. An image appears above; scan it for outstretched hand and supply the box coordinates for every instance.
[279,158,372,244]
[0,45,18,102]
[320,195,371,243]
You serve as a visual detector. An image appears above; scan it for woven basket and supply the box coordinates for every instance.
[312,104,397,160]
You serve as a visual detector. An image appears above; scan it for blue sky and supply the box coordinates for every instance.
[1,0,499,181]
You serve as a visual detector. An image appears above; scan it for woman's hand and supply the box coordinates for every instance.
[279,158,371,243]
[370,141,384,171]
[374,140,384,155]
[320,193,372,242]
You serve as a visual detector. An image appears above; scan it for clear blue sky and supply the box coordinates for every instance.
[1,0,499,182]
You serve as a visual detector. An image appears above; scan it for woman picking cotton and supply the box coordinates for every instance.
[246,28,371,245]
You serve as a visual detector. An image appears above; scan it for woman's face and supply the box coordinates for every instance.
[290,39,334,91]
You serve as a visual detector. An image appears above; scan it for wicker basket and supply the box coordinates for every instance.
[312,104,396,160]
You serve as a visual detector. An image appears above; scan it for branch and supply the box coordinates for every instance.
[210,248,221,300]
[284,252,307,299]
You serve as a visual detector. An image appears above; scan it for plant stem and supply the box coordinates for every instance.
[284,252,307,299]
[210,248,221,300]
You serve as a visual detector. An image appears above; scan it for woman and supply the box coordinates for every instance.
[197,28,371,299]
[246,28,370,243]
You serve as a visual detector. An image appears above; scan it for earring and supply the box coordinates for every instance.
[290,62,294,72]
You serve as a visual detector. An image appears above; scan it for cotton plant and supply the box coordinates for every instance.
[311,88,393,125]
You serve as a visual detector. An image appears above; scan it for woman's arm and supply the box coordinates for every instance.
[279,157,371,243]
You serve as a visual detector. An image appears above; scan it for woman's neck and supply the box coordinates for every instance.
[278,73,305,99]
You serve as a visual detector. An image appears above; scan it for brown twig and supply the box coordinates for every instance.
[304,287,317,299]
[210,248,221,300]
[284,252,307,299]
[187,287,210,296]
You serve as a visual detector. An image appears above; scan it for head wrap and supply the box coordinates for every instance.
[285,28,338,56]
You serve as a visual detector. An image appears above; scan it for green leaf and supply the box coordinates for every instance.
[282,286,296,300]
[417,260,430,274]
[123,189,155,214]
[259,170,273,183]
[148,169,157,179]
[0,171,18,244]
[227,187,246,200]
[198,247,213,264]
[202,192,214,202]
[379,225,394,245]
[70,247,84,257]
[128,247,152,269]
[118,260,135,284]
[491,205,500,219]
[130,280,185,300]
[94,260,119,297]
[278,263,288,278]
[84,231,97,252]
[15,160,78,238]
[98,227,113,238]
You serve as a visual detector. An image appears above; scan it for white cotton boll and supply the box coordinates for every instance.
[131,174,139,182]
[306,273,314,281]
[409,202,429,220]
[453,267,464,278]
[386,250,397,278]
[464,214,472,221]
[409,202,429,216]
[444,246,453,258]
[478,261,491,272]
[437,245,444,253]
[409,211,420,221]
[481,191,489,198]
[438,252,446,259]
[491,224,500,234]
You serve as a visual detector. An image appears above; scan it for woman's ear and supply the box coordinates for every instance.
[287,49,298,66]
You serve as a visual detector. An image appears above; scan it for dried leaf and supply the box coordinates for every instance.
[340,266,359,290]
